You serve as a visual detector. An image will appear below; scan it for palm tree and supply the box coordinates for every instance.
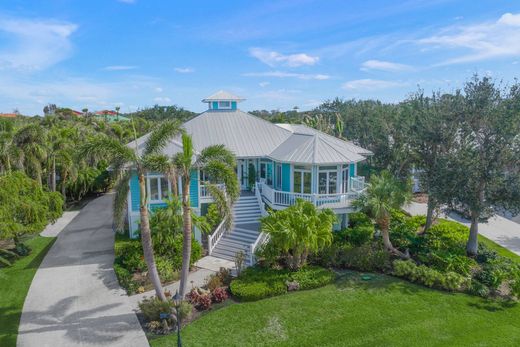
[13,124,47,186]
[0,122,22,174]
[354,170,412,258]
[174,133,239,297]
[81,120,182,301]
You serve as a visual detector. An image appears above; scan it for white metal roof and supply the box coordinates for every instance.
[202,90,245,102]
[128,109,371,165]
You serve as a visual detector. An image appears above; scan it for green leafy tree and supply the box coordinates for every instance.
[408,91,461,231]
[13,124,48,186]
[81,120,182,301]
[174,133,239,297]
[451,76,520,256]
[261,199,336,270]
[355,171,412,258]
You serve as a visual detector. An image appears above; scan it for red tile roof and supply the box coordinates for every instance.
[0,113,17,118]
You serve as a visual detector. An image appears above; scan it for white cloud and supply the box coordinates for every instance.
[361,59,413,72]
[155,87,163,92]
[498,13,520,27]
[418,12,520,65]
[342,79,407,90]
[103,65,138,71]
[244,71,330,80]
[259,81,270,87]
[249,48,319,67]
[174,67,194,73]
[0,17,77,71]
[154,96,171,103]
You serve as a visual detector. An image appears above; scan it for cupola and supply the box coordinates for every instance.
[202,90,244,111]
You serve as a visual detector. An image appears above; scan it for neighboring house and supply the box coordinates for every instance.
[95,110,130,122]
[125,91,372,264]
[0,113,17,119]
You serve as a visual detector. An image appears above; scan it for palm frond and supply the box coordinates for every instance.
[80,135,136,164]
[203,160,240,202]
[143,120,183,156]
[205,183,234,230]
[174,133,194,174]
[113,171,131,231]
[198,144,236,168]
[142,154,170,173]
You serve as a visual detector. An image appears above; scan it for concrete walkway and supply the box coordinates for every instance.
[405,202,520,256]
[18,194,149,347]
[40,211,80,237]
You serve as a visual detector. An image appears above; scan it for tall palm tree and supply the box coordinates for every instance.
[174,133,239,297]
[0,122,22,174]
[13,124,47,186]
[354,170,412,258]
[81,120,182,301]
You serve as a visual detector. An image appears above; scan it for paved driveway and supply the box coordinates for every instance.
[405,202,520,256]
[18,194,149,347]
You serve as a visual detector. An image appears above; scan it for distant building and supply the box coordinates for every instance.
[94,110,130,122]
[0,113,17,119]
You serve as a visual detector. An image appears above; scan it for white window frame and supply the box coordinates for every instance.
[318,166,338,195]
[146,175,171,203]
[293,165,312,194]
[218,101,232,109]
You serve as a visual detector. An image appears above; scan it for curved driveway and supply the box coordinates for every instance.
[18,193,149,347]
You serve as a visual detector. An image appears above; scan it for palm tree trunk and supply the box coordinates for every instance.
[51,156,56,192]
[379,216,409,259]
[61,171,67,200]
[138,173,166,301]
[179,175,192,298]
[466,210,479,257]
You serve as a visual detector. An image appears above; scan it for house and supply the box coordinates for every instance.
[125,91,372,264]
[0,113,17,119]
[95,110,130,122]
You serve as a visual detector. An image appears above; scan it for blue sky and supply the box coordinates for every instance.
[1,0,520,115]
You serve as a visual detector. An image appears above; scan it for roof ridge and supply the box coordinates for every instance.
[318,133,360,161]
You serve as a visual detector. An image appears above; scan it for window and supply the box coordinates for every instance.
[260,160,273,186]
[318,166,338,194]
[147,176,170,202]
[218,101,231,109]
[275,164,282,189]
[294,166,311,194]
[342,165,349,193]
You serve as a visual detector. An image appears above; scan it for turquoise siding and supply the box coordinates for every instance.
[212,101,218,110]
[349,163,356,177]
[130,172,140,211]
[282,163,291,191]
[149,203,167,211]
[190,169,199,208]
[231,101,237,110]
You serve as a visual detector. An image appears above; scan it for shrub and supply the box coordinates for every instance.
[442,272,468,291]
[289,266,335,290]
[114,263,139,294]
[340,243,391,272]
[205,274,223,292]
[476,244,498,264]
[155,257,177,283]
[343,225,374,246]
[176,301,193,321]
[313,243,353,268]
[394,260,469,292]
[424,220,468,255]
[216,267,232,286]
[211,287,229,303]
[229,266,334,301]
[468,280,490,298]
[187,288,212,310]
[115,240,146,272]
[474,262,508,290]
[393,259,417,277]
[426,252,477,276]
[138,296,173,322]
[348,212,372,227]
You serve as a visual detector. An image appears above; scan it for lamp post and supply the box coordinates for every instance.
[173,290,182,347]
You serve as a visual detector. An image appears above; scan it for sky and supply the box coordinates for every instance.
[1,0,520,115]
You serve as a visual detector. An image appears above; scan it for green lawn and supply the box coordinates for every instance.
[0,236,56,347]
[151,235,520,347]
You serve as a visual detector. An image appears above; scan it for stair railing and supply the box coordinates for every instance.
[208,219,227,255]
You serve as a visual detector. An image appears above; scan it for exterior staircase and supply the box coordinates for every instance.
[211,192,262,266]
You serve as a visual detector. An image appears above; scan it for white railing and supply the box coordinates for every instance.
[254,182,268,217]
[200,183,226,199]
[257,182,362,209]
[208,219,227,255]
[249,231,270,265]
[350,176,366,192]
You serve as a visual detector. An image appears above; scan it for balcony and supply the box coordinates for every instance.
[256,176,367,210]
[199,183,226,202]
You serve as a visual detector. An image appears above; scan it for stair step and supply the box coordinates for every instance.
[235,218,261,224]
[231,228,261,237]
[213,242,249,254]
[224,233,258,243]
[212,247,250,259]
[217,238,252,248]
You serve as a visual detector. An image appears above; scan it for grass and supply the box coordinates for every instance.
[150,236,520,347]
[150,271,520,347]
[479,234,520,262]
[0,236,56,347]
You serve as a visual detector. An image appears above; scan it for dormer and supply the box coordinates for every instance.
[202,90,244,111]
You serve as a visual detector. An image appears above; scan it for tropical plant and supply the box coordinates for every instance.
[261,199,336,270]
[81,120,182,301]
[354,170,412,258]
[173,133,239,297]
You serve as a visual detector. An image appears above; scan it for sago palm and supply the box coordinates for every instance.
[81,120,182,301]
[174,133,239,297]
[354,170,411,258]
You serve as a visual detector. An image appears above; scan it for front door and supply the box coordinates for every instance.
[237,160,248,190]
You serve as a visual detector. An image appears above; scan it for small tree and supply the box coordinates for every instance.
[261,199,336,270]
[354,170,412,258]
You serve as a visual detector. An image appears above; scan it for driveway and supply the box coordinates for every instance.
[405,202,520,256]
[17,193,149,347]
